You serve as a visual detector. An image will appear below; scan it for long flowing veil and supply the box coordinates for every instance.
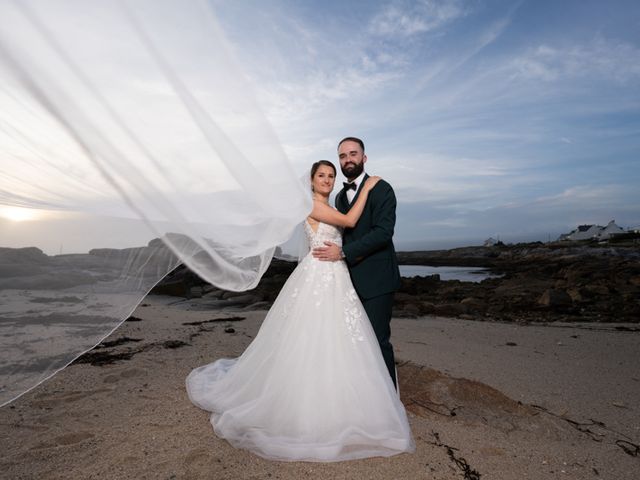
[275,171,314,263]
[0,0,311,406]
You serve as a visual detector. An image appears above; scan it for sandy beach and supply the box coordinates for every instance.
[1,295,638,479]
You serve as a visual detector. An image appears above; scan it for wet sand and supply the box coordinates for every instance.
[1,295,638,479]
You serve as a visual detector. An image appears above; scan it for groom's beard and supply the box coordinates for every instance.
[341,161,364,180]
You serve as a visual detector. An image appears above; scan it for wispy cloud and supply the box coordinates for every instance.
[257,68,401,126]
[533,184,636,209]
[509,38,640,84]
[369,0,470,37]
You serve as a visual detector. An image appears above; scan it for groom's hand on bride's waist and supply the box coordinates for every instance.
[312,241,344,262]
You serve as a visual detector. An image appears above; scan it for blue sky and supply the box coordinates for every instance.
[210,0,640,249]
[0,0,638,254]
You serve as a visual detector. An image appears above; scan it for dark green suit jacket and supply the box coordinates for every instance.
[336,174,401,299]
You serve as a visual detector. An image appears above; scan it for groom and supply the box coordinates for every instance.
[313,137,401,388]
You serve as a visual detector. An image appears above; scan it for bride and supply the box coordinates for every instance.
[186,160,415,462]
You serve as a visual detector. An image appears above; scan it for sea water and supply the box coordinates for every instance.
[399,265,501,282]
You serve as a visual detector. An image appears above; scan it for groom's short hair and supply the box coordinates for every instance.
[338,136,365,153]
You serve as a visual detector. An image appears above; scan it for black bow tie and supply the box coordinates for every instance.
[343,182,357,191]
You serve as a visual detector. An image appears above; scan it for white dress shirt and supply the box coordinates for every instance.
[346,171,366,204]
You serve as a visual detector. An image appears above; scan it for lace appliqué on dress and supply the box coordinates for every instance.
[303,220,365,334]
[344,288,365,344]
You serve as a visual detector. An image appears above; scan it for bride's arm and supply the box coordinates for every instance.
[309,176,380,228]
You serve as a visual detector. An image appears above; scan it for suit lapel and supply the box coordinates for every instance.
[336,189,348,213]
[349,173,369,208]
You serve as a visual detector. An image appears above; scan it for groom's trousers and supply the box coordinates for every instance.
[361,293,396,389]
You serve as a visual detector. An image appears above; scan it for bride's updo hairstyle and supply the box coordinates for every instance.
[310,160,336,179]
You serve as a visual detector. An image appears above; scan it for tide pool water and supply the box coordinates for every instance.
[399,265,501,283]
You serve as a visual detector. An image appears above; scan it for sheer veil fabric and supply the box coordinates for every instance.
[0,0,311,406]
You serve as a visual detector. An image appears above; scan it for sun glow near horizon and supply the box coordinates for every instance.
[0,206,43,222]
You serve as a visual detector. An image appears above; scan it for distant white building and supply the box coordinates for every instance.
[599,220,625,240]
[559,220,625,241]
[483,237,498,247]
[565,224,601,241]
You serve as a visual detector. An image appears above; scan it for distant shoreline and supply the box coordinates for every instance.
[2,241,639,324]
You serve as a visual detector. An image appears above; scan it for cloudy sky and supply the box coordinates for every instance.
[1,0,639,253]
[211,0,640,249]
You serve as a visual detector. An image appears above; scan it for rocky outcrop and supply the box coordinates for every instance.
[150,243,640,322]
[0,247,51,265]
[0,240,178,290]
[152,258,296,309]
[393,244,640,322]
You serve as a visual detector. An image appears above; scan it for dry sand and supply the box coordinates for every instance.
[1,295,638,479]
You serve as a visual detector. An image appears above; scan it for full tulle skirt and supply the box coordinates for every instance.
[186,255,415,462]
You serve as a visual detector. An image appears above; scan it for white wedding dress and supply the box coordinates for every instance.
[185,221,415,462]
